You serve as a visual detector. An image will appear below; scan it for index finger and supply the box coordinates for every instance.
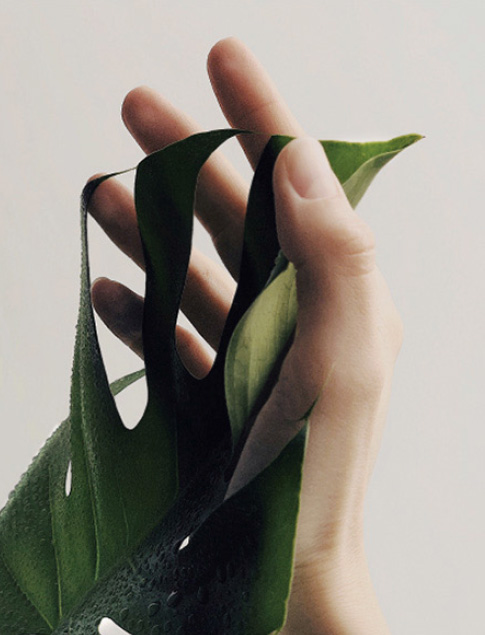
[207,38,305,168]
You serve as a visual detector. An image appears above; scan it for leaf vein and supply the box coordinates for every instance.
[0,544,53,631]
[47,465,63,620]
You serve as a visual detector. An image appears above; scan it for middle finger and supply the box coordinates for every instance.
[207,38,305,169]
[121,86,248,279]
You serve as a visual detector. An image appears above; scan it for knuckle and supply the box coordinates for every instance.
[211,220,232,254]
[330,218,377,276]
[269,381,298,425]
[121,86,147,121]
[270,373,312,426]
[269,345,324,425]
[344,219,376,255]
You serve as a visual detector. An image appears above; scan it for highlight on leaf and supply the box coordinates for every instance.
[0,130,422,635]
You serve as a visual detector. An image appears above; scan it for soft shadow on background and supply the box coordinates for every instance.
[0,2,483,633]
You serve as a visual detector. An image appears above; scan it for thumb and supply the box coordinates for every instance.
[268,137,380,422]
[226,138,386,498]
[274,136,376,280]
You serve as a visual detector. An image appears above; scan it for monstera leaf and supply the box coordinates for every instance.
[0,130,421,635]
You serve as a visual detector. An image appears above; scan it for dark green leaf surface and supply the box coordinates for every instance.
[0,131,421,635]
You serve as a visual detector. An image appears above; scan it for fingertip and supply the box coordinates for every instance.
[84,173,108,215]
[91,278,145,355]
[85,174,108,218]
[274,137,339,200]
[207,36,248,77]
[91,277,116,314]
[122,86,153,114]
[175,326,213,379]
[86,172,106,185]
[91,277,138,318]
[121,85,157,131]
[273,138,376,276]
[273,138,318,265]
[91,275,111,288]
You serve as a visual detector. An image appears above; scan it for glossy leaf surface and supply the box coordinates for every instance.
[0,131,421,634]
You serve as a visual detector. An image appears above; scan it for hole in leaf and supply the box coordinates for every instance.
[171,158,240,380]
[65,461,72,497]
[114,374,148,430]
[98,617,132,635]
[178,534,191,551]
[87,208,146,430]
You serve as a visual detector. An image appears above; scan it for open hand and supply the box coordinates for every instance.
[89,37,399,633]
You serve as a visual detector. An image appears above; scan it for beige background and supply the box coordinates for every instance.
[1,1,483,632]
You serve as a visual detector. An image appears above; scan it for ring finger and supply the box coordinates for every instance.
[88,176,235,351]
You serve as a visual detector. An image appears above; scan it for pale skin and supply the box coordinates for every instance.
[89,37,401,634]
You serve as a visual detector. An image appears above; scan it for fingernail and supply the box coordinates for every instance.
[285,137,339,199]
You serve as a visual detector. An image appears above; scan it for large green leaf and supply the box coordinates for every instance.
[0,131,421,635]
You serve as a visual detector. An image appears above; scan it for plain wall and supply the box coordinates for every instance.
[1,1,483,633]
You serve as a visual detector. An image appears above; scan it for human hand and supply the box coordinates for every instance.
[89,37,399,634]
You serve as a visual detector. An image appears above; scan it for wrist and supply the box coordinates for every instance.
[281,546,390,634]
